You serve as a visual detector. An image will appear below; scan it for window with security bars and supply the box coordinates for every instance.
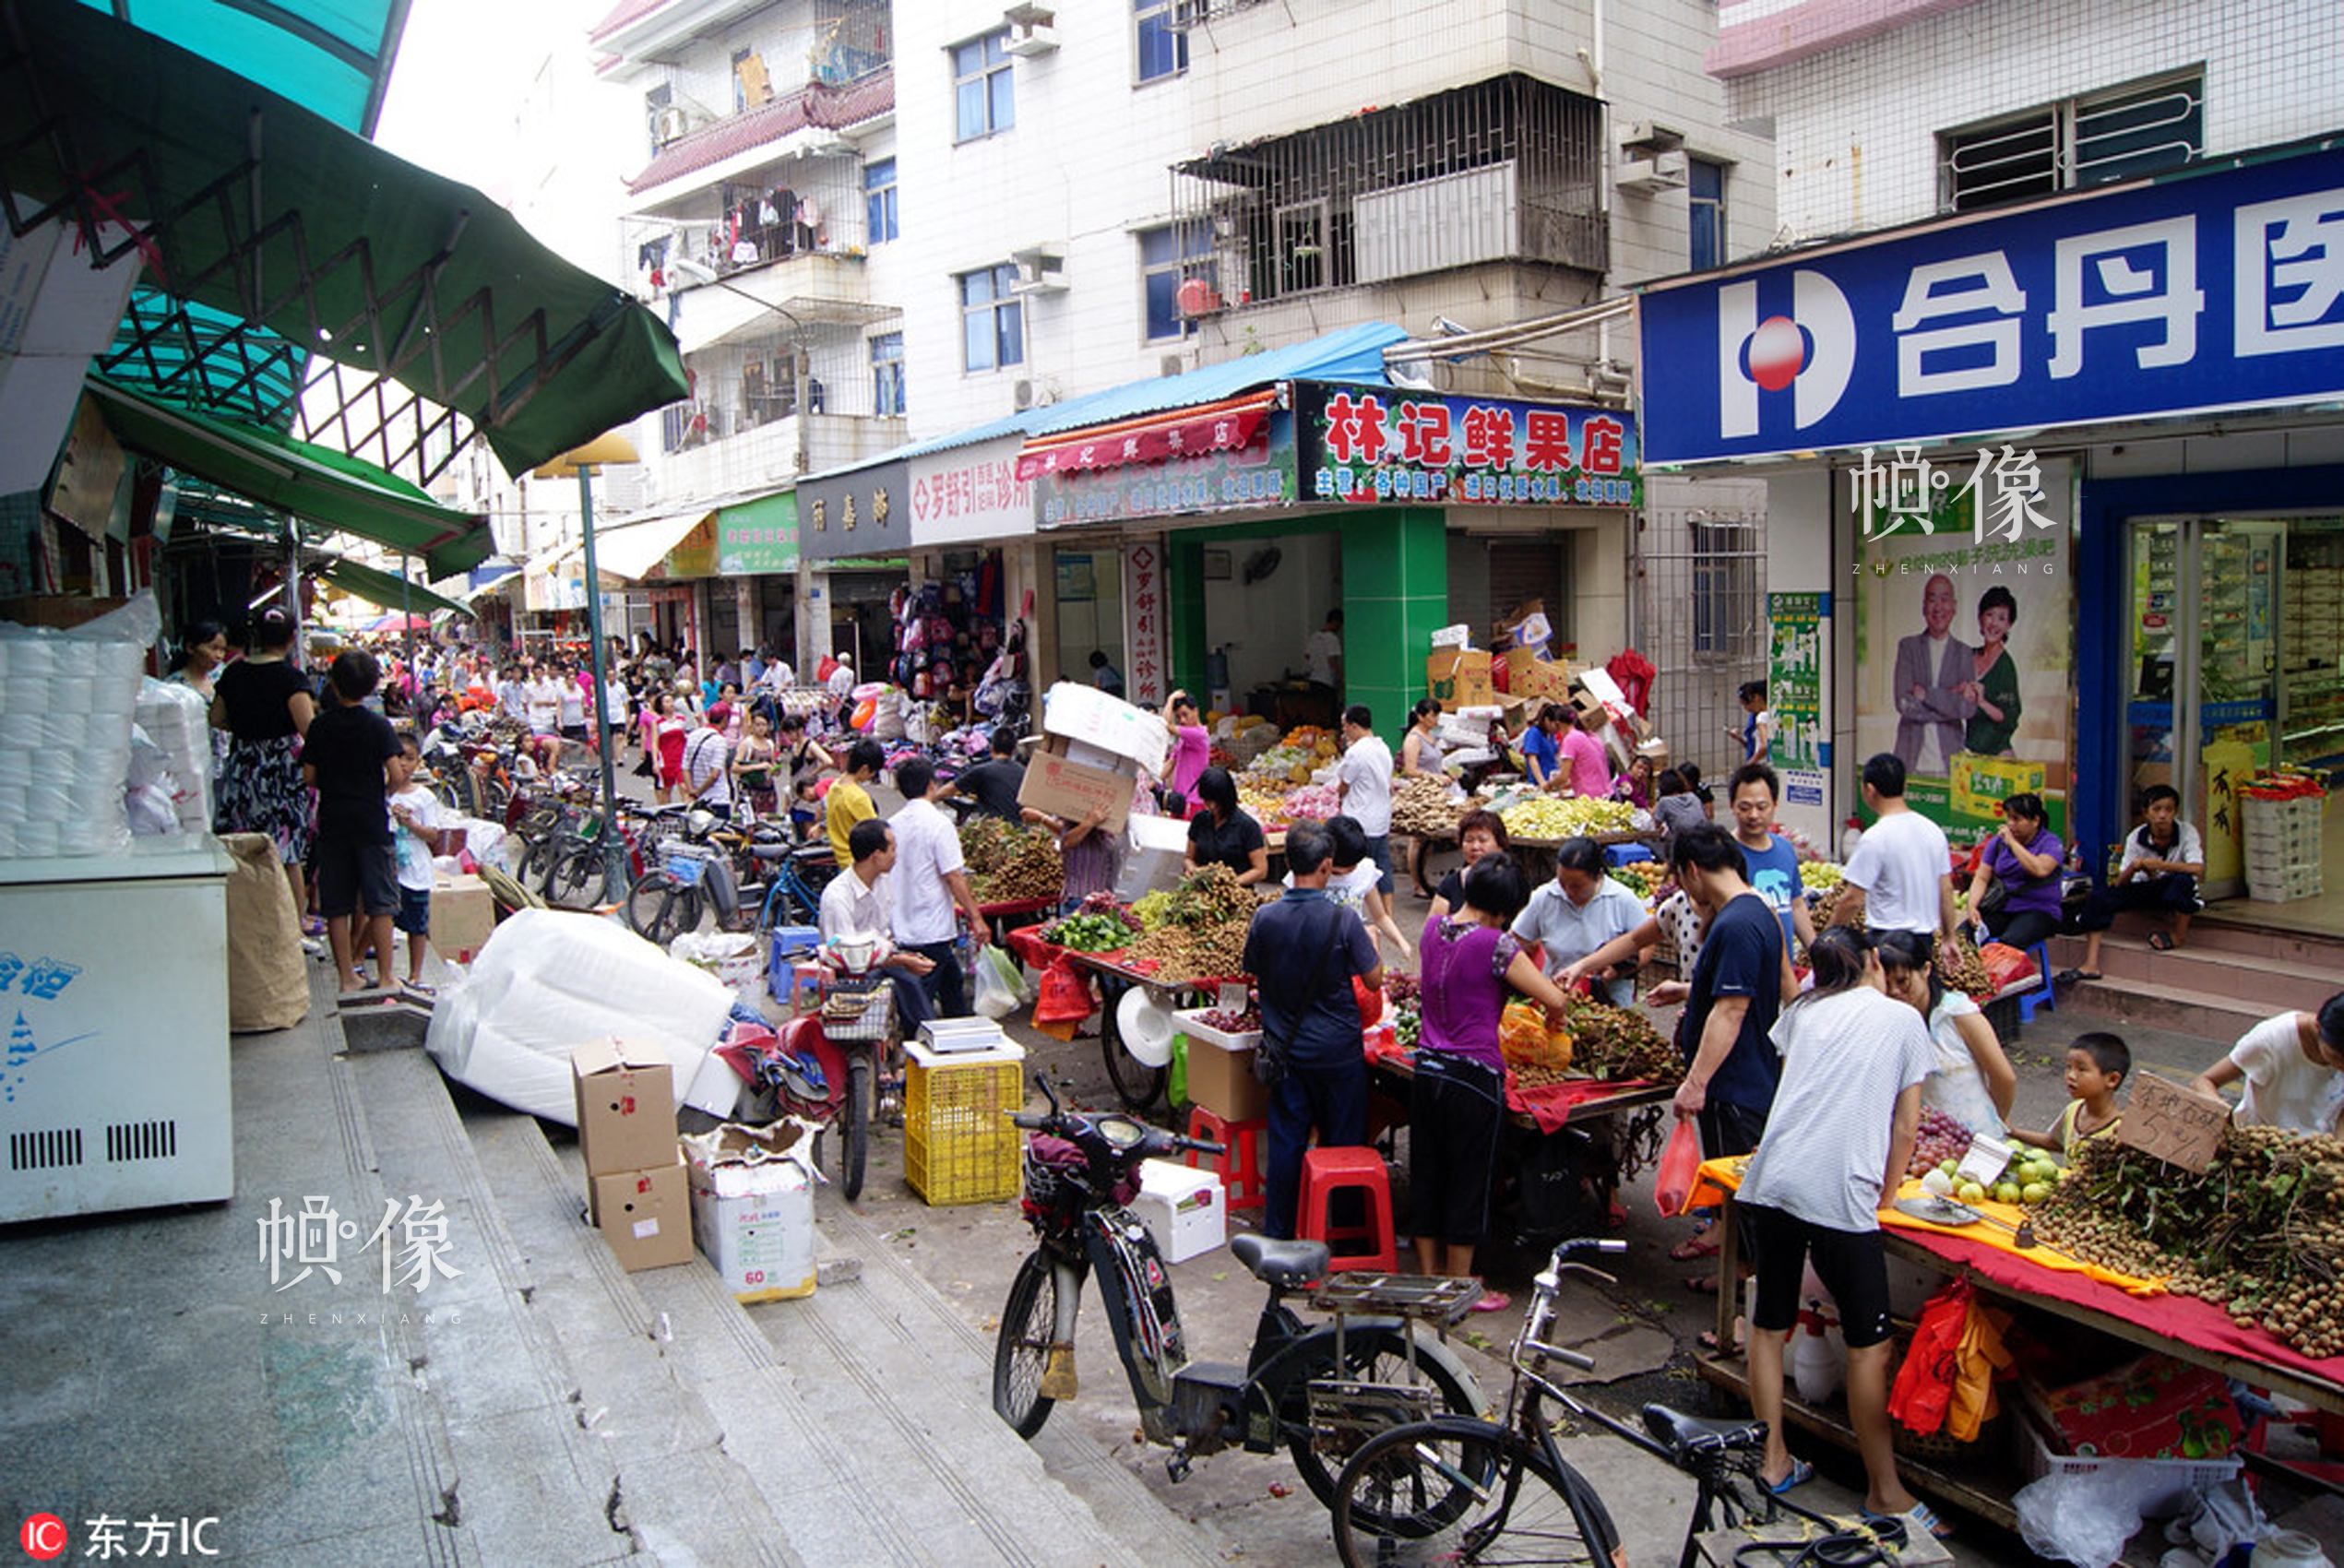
[1941,72,2202,213]
[1690,519,1762,660]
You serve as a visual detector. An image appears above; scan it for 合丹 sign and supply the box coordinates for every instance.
[1639,144,2344,464]
[1294,382,1640,507]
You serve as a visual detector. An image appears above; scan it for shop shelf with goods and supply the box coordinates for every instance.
[903,1036,1026,1205]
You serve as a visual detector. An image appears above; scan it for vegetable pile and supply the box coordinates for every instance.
[1608,862,1660,901]
[1124,864,1263,982]
[1041,892,1141,953]
[2032,1127,2344,1360]
[1500,794,1636,840]
[962,819,1062,904]
[1390,777,1466,837]
[1552,992,1681,1084]
[1800,861,1846,891]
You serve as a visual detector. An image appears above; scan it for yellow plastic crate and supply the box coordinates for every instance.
[904,1042,1025,1206]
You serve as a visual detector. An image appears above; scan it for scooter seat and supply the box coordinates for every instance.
[1230,1234,1330,1289]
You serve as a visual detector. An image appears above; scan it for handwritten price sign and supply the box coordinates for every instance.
[2115,1073,2231,1173]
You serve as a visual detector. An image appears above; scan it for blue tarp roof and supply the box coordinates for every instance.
[815,322,1406,480]
[77,0,412,135]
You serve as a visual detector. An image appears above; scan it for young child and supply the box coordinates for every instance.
[387,736,454,994]
[2014,1031,2129,1159]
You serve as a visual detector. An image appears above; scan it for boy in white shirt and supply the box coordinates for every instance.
[387,736,455,992]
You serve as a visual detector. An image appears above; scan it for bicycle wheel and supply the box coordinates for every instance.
[1332,1418,1615,1568]
[992,1251,1061,1439]
[516,833,557,894]
[839,1056,870,1202]
[548,841,612,909]
[625,870,700,945]
[1282,1328,1486,1512]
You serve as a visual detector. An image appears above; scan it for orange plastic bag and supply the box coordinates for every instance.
[1887,1280,1972,1437]
[1653,1118,1703,1218]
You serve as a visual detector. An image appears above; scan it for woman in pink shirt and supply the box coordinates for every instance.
[1556,709,1613,799]
[1162,690,1210,815]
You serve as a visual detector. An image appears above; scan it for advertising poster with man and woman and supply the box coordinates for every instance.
[1849,453,2073,836]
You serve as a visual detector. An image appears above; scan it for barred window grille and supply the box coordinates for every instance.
[1942,72,2202,213]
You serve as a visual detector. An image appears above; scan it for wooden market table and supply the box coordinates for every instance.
[1688,1158,2344,1531]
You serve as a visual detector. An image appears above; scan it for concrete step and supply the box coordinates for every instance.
[2045,970,2272,1041]
[2049,931,2341,1016]
[345,1046,667,1565]
[532,1125,1203,1567]
[2180,912,2344,968]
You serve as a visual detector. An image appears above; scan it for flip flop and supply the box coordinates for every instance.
[1764,1458,1814,1495]
[1469,1290,1510,1313]
[1668,1230,1720,1262]
[2147,931,2175,951]
[1684,1274,1720,1294]
[1865,1502,1952,1541]
[1696,1328,1741,1356]
[2053,968,2102,984]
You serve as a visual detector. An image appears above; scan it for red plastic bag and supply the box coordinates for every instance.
[1978,941,2038,992]
[815,654,839,683]
[1887,1280,1973,1437]
[1352,974,1383,1028]
[1653,1117,1704,1218]
[1033,956,1094,1027]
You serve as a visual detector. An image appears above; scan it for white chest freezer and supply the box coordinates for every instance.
[0,836,234,1220]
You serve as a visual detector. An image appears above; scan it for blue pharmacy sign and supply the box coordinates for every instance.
[1638,146,2344,464]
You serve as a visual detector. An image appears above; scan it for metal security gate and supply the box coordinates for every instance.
[1634,507,1767,786]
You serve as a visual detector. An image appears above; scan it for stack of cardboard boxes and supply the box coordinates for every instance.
[572,1039,691,1272]
[1019,682,1172,836]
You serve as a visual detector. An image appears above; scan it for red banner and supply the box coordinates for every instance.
[1017,395,1272,481]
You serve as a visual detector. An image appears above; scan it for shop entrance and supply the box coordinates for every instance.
[2124,515,2341,926]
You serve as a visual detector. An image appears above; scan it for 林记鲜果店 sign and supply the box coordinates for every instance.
[1637,144,2344,465]
[1293,381,1640,507]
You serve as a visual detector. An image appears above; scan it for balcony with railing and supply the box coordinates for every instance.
[1167,75,1606,316]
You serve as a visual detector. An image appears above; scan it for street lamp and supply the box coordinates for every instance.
[534,432,641,902]
[669,257,812,478]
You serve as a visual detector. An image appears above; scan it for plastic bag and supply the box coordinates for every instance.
[1033,956,1093,1027]
[1979,941,2039,992]
[973,944,1025,1019]
[1352,974,1383,1028]
[1887,1279,1971,1436]
[2016,1468,2166,1567]
[1653,1117,1703,1218]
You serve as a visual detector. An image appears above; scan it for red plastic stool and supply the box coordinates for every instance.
[1296,1146,1398,1274]
[1185,1107,1267,1212]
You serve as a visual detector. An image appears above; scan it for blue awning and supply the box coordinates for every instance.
[75,0,412,135]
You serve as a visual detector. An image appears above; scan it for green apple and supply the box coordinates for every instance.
[1957,1182,1988,1205]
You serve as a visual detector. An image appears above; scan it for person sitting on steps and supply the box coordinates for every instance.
[2061,784,2204,981]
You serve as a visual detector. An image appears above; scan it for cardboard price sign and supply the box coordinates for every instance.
[2114,1072,2231,1173]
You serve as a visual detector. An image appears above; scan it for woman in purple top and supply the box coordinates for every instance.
[1162,689,1210,815]
[1411,853,1577,1312]
[1962,791,2064,952]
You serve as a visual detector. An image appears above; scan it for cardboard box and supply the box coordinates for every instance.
[1132,1158,1226,1263]
[1113,811,1193,902]
[587,1156,692,1272]
[572,1039,681,1176]
[2115,1073,2231,1173]
[1182,1032,1269,1122]
[1426,649,1494,712]
[683,1123,817,1302]
[428,873,495,964]
[2024,1355,2243,1461]
[1041,682,1170,777]
[1018,734,1135,833]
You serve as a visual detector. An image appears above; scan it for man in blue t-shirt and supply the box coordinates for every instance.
[1728,762,1816,956]
[1243,820,1384,1239]
[1670,824,1788,1160]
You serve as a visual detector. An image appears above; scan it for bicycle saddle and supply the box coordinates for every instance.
[749,843,790,861]
[1640,1404,1766,1457]
[1231,1234,1330,1289]
[787,843,838,863]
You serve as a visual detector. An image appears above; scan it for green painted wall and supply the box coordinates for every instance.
[1160,508,1446,748]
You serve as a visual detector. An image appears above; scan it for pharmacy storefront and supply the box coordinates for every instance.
[1640,141,2344,928]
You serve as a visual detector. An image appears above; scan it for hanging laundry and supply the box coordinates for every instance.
[758,198,780,226]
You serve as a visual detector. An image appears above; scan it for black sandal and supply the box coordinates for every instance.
[2148,931,2175,951]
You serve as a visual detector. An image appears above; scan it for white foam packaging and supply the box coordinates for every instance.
[1041,682,1170,777]
[136,676,214,828]
[424,909,740,1123]
[0,590,159,858]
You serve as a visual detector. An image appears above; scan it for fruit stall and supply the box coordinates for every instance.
[1682,1128,2344,1534]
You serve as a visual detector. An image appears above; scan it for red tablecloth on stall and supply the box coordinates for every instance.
[1362,1028,1655,1134]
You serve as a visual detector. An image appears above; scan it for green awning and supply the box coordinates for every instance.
[311,552,473,619]
[5,0,691,479]
[87,375,492,576]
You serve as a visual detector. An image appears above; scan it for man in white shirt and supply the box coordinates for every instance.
[1335,703,1396,894]
[681,722,733,816]
[817,816,936,1028]
[1304,609,1343,694]
[886,754,990,1017]
[1839,753,1955,948]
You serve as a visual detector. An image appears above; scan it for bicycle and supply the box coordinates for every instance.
[625,814,836,946]
[993,1075,1487,1510]
[1329,1237,1851,1568]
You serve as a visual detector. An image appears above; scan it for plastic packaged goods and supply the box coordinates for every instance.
[0,591,161,859]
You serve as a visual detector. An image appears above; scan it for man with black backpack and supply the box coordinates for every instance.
[1243,819,1385,1240]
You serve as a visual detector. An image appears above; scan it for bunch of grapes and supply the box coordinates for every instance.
[1195,1005,1261,1033]
[1907,1106,1976,1177]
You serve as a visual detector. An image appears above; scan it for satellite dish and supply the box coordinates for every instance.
[1242,546,1282,585]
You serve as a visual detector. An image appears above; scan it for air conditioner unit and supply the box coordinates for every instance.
[652,105,692,145]
[1010,244,1067,295]
[1616,148,1688,195]
[1169,0,1210,30]
[1012,379,1035,410]
[1159,354,1185,377]
[1003,3,1059,55]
